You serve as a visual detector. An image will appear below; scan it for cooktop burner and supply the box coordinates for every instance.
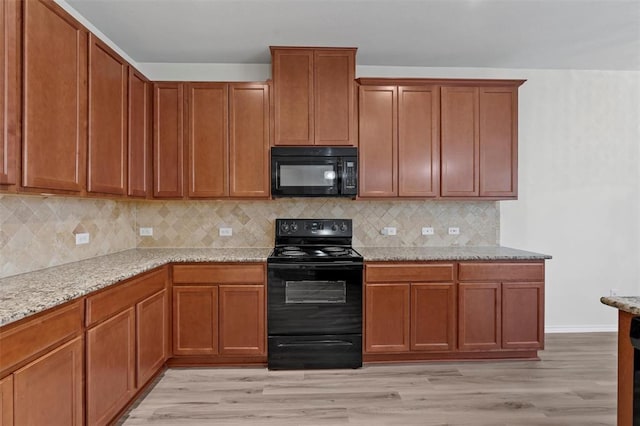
[268,219,363,264]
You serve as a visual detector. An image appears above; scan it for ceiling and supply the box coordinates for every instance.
[64,0,640,71]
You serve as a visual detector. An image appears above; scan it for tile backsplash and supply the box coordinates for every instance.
[0,194,136,278]
[1,195,498,279]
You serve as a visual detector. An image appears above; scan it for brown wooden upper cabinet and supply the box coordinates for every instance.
[441,82,523,198]
[0,0,20,190]
[22,0,88,193]
[358,82,440,198]
[128,69,152,198]
[271,47,356,146]
[153,82,185,198]
[185,82,270,199]
[88,35,128,195]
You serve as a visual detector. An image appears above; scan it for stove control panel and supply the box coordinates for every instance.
[276,219,352,237]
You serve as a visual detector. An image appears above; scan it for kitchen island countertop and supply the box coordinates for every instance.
[600,296,640,315]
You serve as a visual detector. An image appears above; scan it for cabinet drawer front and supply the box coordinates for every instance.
[458,262,544,282]
[0,300,83,376]
[173,264,265,284]
[86,267,168,326]
[366,263,454,283]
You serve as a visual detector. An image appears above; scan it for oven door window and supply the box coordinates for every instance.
[279,164,337,188]
[285,281,346,304]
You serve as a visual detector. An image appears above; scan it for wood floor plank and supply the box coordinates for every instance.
[118,332,617,425]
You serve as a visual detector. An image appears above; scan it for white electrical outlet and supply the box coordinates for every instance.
[421,227,434,236]
[219,227,233,237]
[448,227,460,235]
[381,227,397,236]
[75,233,90,245]
[610,288,621,297]
[139,227,153,236]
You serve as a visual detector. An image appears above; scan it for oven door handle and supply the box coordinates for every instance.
[276,340,354,348]
[268,262,363,270]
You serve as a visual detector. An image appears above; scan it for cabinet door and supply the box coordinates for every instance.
[128,69,151,197]
[479,87,518,197]
[358,86,397,197]
[88,34,128,195]
[23,0,87,192]
[154,82,184,198]
[173,286,219,355]
[187,83,228,197]
[441,86,479,197]
[0,0,19,187]
[314,49,356,146]
[14,336,83,426]
[398,86,440,197]
[219,285,265,355]
[458,282,501,351]
[229,83,270,198]
[411,283,456,351]
[0,375,13,426]
[364,283,410,353]
[272,48,314,145]
[136,289,168,387]
[502,282,544,349]
[86,308,135,426]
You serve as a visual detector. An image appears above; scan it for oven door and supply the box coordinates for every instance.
[271,157,340,197]
[267,263,363,336]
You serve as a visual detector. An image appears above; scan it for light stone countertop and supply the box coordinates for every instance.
[356,246,551,261]
[0,248,272,327]
[600,296,640,315]
[0,245,551,328]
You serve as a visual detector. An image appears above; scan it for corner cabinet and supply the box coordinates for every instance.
[0,0,20,189]
[271,46,356,146]
[172,263,266,363]
[153,82,185,198]
[85,267,169,426]
[22,0,88,193]
[364,260,544,362]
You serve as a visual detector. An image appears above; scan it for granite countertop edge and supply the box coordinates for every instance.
[0,246,551,327]
[600,296,640,315]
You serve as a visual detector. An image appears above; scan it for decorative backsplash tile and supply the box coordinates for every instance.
[135,199,499,249]
[1,195,498,279]
[0,194,136,278]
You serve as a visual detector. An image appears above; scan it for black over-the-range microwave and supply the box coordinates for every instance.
[270,147,358,198]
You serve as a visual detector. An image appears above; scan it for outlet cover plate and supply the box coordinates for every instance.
[75,233,90,245]
[448,227,460,235]
[139,227,153,236]
[421,227,434,235]
[219,227,233,237]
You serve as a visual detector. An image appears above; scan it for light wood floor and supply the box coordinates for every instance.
[119,333,617,425]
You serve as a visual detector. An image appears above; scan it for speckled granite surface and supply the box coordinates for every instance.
[0,248,272,327]
[600,296,640,315]
[0,245,551,328]
[356,246,551,261]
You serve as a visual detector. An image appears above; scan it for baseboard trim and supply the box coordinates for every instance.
[545,325,617,333]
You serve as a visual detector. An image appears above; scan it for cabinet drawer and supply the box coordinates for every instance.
[366,263,454,283]
[86,267,168,327]
[0,300,84,376]
[172,264,265,284]
[458,262,544,282]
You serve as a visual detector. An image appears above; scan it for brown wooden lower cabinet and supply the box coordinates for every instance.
[364,283,410,353]
[13,336,83,425]
[458,282,501,351]
[411,283,456,351]
[0,375,12,425]
[173,286,219,355]
[86,307,136,426]
[502,282,544,349]
[219,285,265,355]
[136,289,169,387]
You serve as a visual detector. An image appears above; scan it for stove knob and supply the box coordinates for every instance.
[281,223,290,232]
[331,223,338,231]
[290,223,298,232]
[340,223,348,232]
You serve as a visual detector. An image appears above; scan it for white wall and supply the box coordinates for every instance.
[109,61,640,332]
